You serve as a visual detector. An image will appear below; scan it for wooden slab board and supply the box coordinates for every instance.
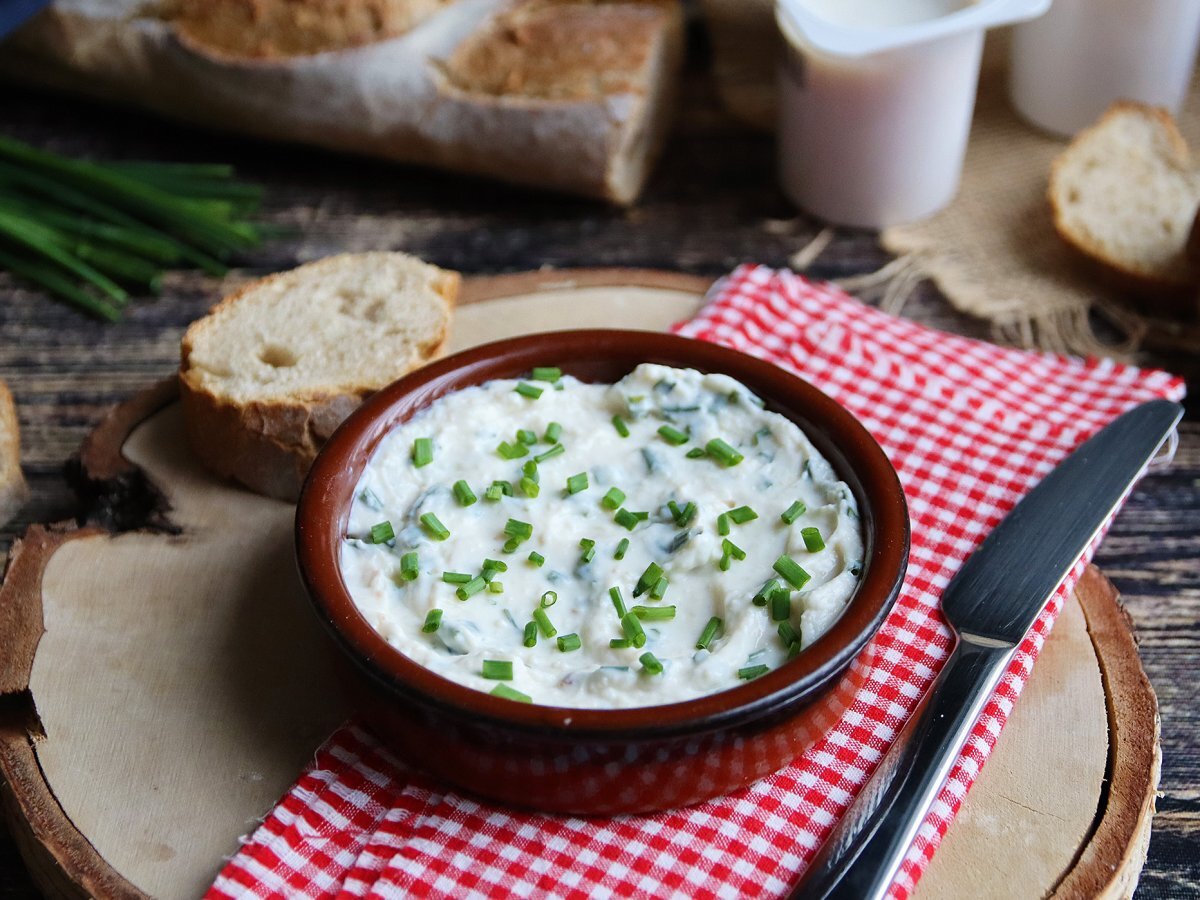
[0,270,1158,899]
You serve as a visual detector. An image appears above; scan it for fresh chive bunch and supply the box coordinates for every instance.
[0,134,265,321]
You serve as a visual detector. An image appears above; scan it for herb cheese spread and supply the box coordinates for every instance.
[340,363,864,709]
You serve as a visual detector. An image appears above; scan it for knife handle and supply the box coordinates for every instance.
[792,634,1017,900]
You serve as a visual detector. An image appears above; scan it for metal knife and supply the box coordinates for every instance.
[793,398,1184,900]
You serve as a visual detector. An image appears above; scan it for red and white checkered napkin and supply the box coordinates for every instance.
[209,265,1185,900]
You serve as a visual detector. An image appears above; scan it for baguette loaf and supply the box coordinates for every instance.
[179,252,459,501]
[4,0,683,204]
[0,379,30,528]
[1049,102,1200,314]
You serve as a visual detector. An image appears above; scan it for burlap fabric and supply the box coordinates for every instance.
[699,4,1200,356]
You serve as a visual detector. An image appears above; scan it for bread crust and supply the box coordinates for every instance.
[1048,101,1200,316]
[178,253,458,502]
[0,380,30,527]
[5,0,683,204]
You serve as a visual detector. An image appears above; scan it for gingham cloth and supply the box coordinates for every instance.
[209,265,1186,900]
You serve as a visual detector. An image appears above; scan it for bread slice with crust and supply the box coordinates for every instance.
[1049,102,1200,315]
[179,252,459,501]
[0,379,29,528]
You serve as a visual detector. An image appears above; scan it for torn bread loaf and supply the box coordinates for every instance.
[1049,101,1200,314]
[0,380,29,528]
[179,252,459,501]
[5,0,683,204]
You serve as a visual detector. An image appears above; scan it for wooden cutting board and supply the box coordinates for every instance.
[0,270,1158,899]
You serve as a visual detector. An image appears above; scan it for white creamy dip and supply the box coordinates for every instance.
[340,364,864,709]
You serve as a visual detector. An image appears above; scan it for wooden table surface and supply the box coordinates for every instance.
[1,56,1198,898]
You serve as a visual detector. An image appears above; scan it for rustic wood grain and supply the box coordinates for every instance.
[1,47,1197,896]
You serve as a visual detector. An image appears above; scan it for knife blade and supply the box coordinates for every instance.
[793,398,1183,900]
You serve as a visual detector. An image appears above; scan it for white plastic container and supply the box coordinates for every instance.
[1010,0,1200,137]
[776,0,1051,229]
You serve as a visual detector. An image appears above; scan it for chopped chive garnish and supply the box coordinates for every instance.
[722,538,747,561]
[504,518,534,540]
[421,609,442,633]
[668,500,697,527]
[801,527,825,552]
[412,437,433,468]
[696,616,722,650]
[497,441,529,460]
[528,550,545,567]
[788,641,802,661]
[614,538,630,560]
[485,480,513,501]
[738,664,770,680]
[728,506,758,524]
[369,520,395,544]
[706,438,744,467]
[657,424,689,445]
[399,551,419,581]
[781,500,807,525]
[639,652,664,675]
[533,607,557,637]
[540,590,557,608]
[621,612,647,648]
[519,476,540,498]
[719,539,746,569]
[523,621,538,647]
[609,586,627,618]
[515,382,543,400]
[483,558,508,575]
[419,514,449,541]
[544,421,562,443]
[490,683,532,703]
[614,508,649,531]
[770,588,791,622]
[488,581,504,594]
[612,415,631,438]
[773,555,811,589]
[579,538,596,564]
[503,538,522,553]
[522,459,540,480]
[602,487,626,510]
[717,513,730,537]
[457,576,488,601]
[557,633,582,653]
[482,660,514,680]
[610,638,632,649]
[566,472,589,495]
[532,366,562,382]
[650,576,669,600]
[534,443,565,463]
[517,429,537,445]
[632,605,676,621]
[634,562,664,597]
[686,447,707,459]
[442,571,472,584]
[753,579,781,606]
[778,621,800,648]
[452,480,477,507]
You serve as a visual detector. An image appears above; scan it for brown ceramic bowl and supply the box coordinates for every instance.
[296,329,909,815]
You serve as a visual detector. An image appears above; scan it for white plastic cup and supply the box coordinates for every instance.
[1010,0,1200,137]
[776,0,1051,229]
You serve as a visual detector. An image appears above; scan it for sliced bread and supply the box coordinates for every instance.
[179,252,459,501]
[1049,102,1200,313]
[0,379,29,528]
